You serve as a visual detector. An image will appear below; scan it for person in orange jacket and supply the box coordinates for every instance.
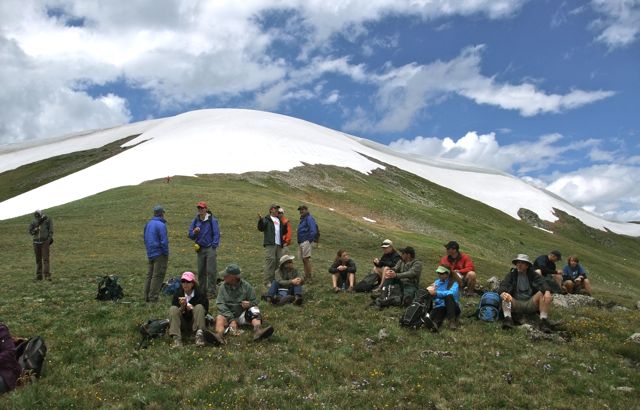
[439,241,477,296]
[278,207,292,254]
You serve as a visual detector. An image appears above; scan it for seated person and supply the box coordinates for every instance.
[168,271,209,348]
[266,255,304,305]
[424,265,461,331]
[214,264,274,343]
[328,249,357,292]
[0,322,21,394]
[372,239,401,287]
[439,241,477,296]
[380,246,423,305]
[498,254,553,333]
[562,255,592,296]
[533,250,563,288]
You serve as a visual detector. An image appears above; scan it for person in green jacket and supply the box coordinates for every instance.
[29,209,53,281]
[265,255,304,305]
[382,246,423,306]
[213,264,274,343]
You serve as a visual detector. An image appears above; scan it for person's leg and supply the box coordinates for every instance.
[465,271,476,294]
[303,257,312,282]
[430,307,446,328]
[215,315,228,336]
[563,280,574,294]
[263,245,276,285]
[266,280,279,302]
[168,306,183,339]
[207,247,217,295]
[41,240,51,279]
[192,305,207,332]
[444,295,460,329]
[532,291,552,332]
[553,273,563,287]
[402,283,417,306]
[582,279,592,295]
[348,273,355,288]
[197,249,208,293]
[144,258,154,301]
[331,273,339,290]
[34,243,43,280]
[149,254,168,302]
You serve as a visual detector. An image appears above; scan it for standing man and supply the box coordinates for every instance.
[278,207,292,255]
[296,204,318,282]
[188,201,220,297]
[29,209,53,281]
[257,204,286,286]
[440,241,477,296]
[143,205,169,302]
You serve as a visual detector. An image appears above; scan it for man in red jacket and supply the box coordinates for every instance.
[439,241,477,296]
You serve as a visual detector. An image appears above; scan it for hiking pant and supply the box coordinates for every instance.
[401,282,418,305]
[33,241,50,279]
[267,281,303,297]
[197,246,217,295]
[263,245,284,285]
[430,295,461,327]
[144,254,168,302]
[168,305,206,338]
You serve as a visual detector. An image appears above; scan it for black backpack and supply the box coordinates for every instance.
[138,319,170,349]
[354,272,381,292]
[15,336,47,383]
[374,281,403,308]
[96,275,124,301]
[400,289,432,328]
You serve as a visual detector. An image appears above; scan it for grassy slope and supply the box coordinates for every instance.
[0,154,639,408]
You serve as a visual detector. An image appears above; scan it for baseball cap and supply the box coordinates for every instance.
[444,241,459,250]
[224,264,241,276]
[435,265,451,274]
[550,250,562,260]
[181,271,197,283]
[381,239,393,248]
[197,201,207,209]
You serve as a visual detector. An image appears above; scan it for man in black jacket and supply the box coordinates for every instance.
[498,254,553,333]
[533,250,563,288]
[29,210,53,281]
[257,204,287,286]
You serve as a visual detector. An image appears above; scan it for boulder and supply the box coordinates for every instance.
[629,333,640,344]
[552,294,599,309]
[486,276,501,292]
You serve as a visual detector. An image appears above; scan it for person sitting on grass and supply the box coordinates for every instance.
[439,241,477,296]
[0,322,21,394]
[424,265,461,331]
[371,239,401,294]
[562,255,592,296]
[168,271,209,348]
[212,264,274,344]
[382,246,423,306]
[533,250,564,289]
[328,249,357,292]
[265,255,304,305]
[498,254,553,333]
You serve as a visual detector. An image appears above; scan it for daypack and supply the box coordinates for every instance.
[475,291,501,322]
[354,272,381,292]
[138,319,170,349]
[374,281,403,308]
[15,336,47,383]
[96,275,124,301]
[161,277,181,296]
[400,289,432,328]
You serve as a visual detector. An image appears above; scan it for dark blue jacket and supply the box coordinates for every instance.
[188,213,220,248]
[297,214,318,244]
[143,216,169,259]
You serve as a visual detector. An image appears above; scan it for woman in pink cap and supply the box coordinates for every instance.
[168,271,209,347]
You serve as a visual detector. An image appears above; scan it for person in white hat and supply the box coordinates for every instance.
[265,255,304,305]
[497,254,553,333]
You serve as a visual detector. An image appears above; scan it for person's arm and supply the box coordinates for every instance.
[328,260,340,274]
[396,260,423,280]
[277,269,293,287]
[308,216,318,242]
[496,271,514,295]
[188,218,197,239]
[346,259,357,274]
[47,218,53,241]
[457,255,474,274]
[436,281,459,299]
[531,271,550,293]
[211,218,220,247]
[159,224,169,255]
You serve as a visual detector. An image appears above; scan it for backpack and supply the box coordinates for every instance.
[475,291,501,322]
[354,272,381,292]
[161,277,181,296]
[96,275,124,301]
[15,336,47,383]
[374,281,403,308]
[400,289,432,328]
[138,319,170,349]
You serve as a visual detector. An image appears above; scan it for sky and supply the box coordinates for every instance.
[1,0,639,222]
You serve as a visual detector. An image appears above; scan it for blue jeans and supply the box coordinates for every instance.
[267,281,303,297]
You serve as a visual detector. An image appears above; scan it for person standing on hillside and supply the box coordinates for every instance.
[143,205,169,302]
[439,241,477,296]
[29,209,53,281]
[297,204,318,282]
[278,207,292,255]
[188,201,220,297]
[257,204,286,286]
[498,254,553,333]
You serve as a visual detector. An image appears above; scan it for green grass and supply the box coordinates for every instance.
[0,155,639,408]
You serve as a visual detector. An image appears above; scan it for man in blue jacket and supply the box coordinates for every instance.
[297,205,318,282]
[188,201,221,297]
[143,205,169,302]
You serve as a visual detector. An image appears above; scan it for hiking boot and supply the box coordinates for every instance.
[502,316,514,330]
[278,295,295,305]
[203,330,224,346]
[422,313,438,333]
[538,318,552,334]
[195,330,205,347]
[293,295,303,306]
[253,326,274,341]
[333,287,340,293]
[264,296,273,304]
[172,335,183,348]
[347,286,354,293]
[35,276,43,281]
[449,318,459,331]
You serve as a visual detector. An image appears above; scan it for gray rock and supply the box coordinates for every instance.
[552,294,599,309]
[636,301,640,310]
[614,386,634,393]
[629,333,640,344]
[378,328,389,340]
[486,276,501,292]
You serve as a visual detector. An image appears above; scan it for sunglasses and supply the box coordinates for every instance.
[181,279,193,283]
[197,206,205,209]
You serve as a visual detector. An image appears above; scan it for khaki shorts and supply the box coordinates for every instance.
[512,297,538,314]
[298,240,312,259]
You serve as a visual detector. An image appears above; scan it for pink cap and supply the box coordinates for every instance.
[181,271,197,283]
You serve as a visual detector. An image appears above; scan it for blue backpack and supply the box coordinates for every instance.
[161,277,181,296]
[476,292,501,322]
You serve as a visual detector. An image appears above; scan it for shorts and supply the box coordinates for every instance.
[298,240,312,259]
[456,272,468,287]
[512,297,538,314]
[235,306,261,326]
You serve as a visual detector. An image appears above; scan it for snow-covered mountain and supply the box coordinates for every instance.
[1,109,639,236]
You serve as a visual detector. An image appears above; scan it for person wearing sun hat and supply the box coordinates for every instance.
[213,264,274,343]
[168,271,209,348]
[188,201,221,298]
[497,254,553,333]
[265,254,304,305]
[143,205,169,302]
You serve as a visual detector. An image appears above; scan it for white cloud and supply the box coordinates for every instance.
[591,0,640,49]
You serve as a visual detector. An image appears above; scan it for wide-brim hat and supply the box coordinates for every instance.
[279,254,295,266]
[512,254,532,266]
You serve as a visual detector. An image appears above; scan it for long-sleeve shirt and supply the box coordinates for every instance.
[275,267,303,287]
[188,213,220,248]
[562,264,588,281]
[297,214,318,244]
[392,258,423,287]
[29,215,53,244]
[439,252,475,274]
[143,216,169,259]
[216,279,258,321]
[328,259,357,275]
[433,278,460,309]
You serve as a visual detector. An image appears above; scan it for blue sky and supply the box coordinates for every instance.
[1,0,639,221]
